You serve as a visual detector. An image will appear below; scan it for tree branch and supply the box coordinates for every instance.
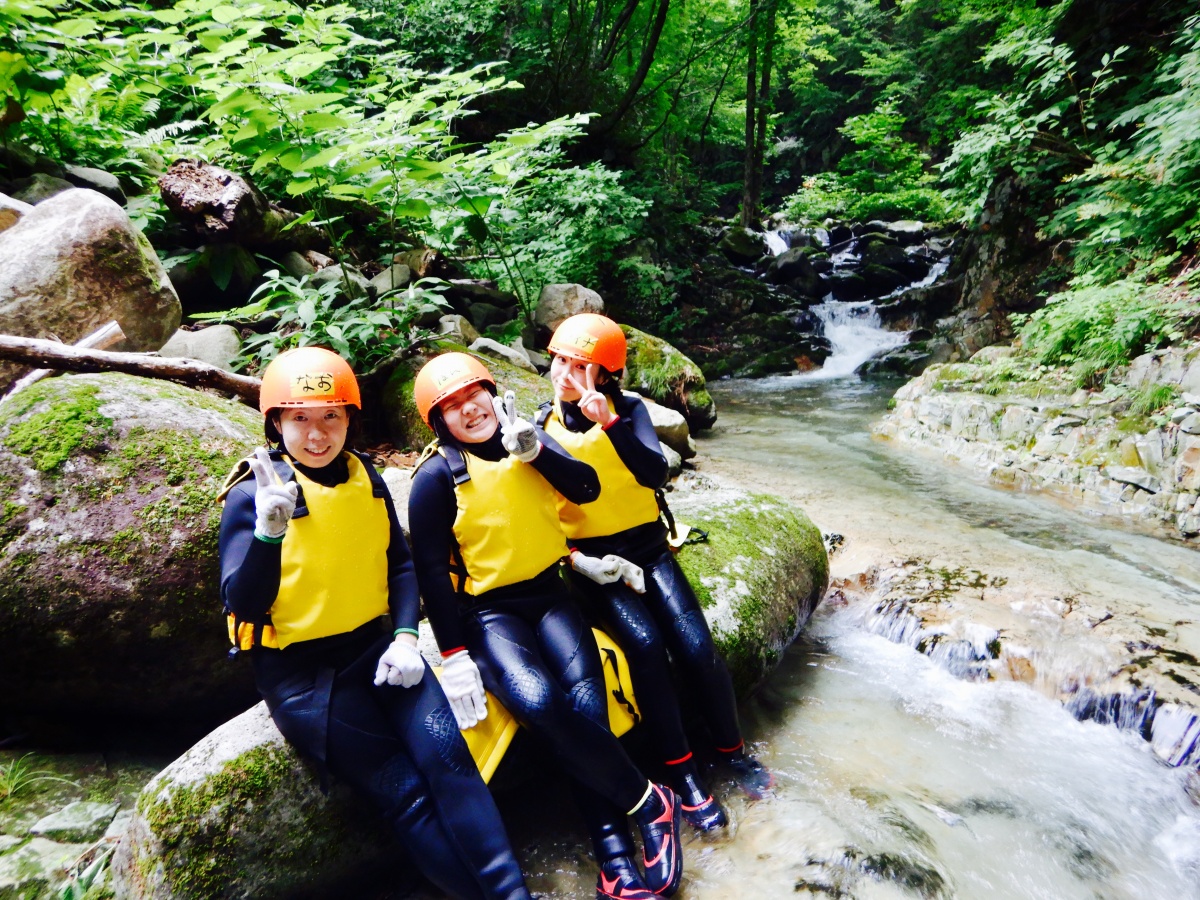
[0,336,262,408]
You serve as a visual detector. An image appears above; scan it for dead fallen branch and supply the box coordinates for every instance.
[0,334,261,407]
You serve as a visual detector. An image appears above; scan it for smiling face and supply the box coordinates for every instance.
[276,405,349,468]
[550,354,608,402]
[438,382,497,444]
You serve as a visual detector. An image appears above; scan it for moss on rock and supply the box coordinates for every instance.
[668,477,828,694]
[0,374,263,734]
[622,326,717,431]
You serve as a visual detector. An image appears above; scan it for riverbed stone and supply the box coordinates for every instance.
[641,397,694,460]
[157,325,242,371]
[63,164,126,204]
[112,703,395,900]
[0,373,262,735]
[0,188,181,389]
[469,336,537,372]
[30,801,120,843]
[622,326,716,431]
[716,227,766,265]
[0,837,91,899]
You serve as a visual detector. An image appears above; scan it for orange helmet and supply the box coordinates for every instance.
[547,313,626,373]
[259,346,361,414]
[414,352,496,425]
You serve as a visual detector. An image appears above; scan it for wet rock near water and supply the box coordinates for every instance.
[827,557,1200,775]
[876,342,1200,543]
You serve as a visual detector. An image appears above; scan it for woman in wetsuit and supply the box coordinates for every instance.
[407,352,684,900]
[218,346,531,900]
[539,314,774,819]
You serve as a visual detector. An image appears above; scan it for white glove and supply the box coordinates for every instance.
[440,650,488,729]
[616,558,646,594]
[249,446,298,539]
[374,636,426,688]
[492,390,540,463]
[571,551,623,585]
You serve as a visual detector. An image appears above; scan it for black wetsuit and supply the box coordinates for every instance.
[408,429,651,860]
[219,447,530,900]
[550,394,743,759]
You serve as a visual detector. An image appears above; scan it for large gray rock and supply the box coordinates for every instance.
[158,325,242,371]
[64,164,127,204]
[114,476,827,898]
[0,373,261,732]
[534,283,604,331]
[0,837,92,899]
[0,188,181,388]
[31,801,121,842]
[10,172,73,204]
[438,313,480,345]
[369,262,411,296]
[113,703,394,900]
[469,337,537,373]
[717,227,766,265]
[622,326,717,431]
[640,396,694,460]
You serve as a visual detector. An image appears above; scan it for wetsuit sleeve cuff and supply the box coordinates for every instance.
[601,415,620,430]
[253,530,285,544]
[440,646,467,658]
[393,627,419,637]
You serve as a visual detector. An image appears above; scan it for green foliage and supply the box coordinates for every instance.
[0,753,79,802]
[1015,274,1192,385]
[1128,383,1179,418]
[194,268,447,374]
[781,104,955,222]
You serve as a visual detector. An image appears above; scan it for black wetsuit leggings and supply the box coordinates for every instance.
[258,632,528,900]
[574,549,742,759]
[465,590,650,822]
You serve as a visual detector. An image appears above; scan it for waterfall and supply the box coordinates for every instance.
[802,298,909,379]
[764,230,789,256]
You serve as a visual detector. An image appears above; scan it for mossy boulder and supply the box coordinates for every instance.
[0,373,261,736]
[112,470,827,900]
[112,703,397,900]
[668,473,828,693]
[621,326,717,431]
[381,341,552,451]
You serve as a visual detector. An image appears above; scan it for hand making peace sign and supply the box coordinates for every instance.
[491,390,542,463]
[248,446,298,539]
[566,364,618,427]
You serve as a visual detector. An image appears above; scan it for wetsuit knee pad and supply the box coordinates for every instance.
[570,676,607,725]
[370,753,427,822]
[501,665,555,728]
[424,705,477,776]
[674,609,718,667]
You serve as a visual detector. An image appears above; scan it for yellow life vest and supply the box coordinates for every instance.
[222,452,391,650]
[431,444,568,596]
[542,398,661,540]
[443,628,641,783]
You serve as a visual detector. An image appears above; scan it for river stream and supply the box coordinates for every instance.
[503,373,1200,899]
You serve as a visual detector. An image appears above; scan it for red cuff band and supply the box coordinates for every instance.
[441,647,466,659]
[665,752,693,766]
[601,415,620,430]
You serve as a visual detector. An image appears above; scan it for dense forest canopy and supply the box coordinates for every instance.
[1,0,1197,381]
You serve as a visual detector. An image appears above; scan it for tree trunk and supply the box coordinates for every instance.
[158,159,328,252]
[0,335,262,408]
[739,3,759,229]
[751,0,777,219]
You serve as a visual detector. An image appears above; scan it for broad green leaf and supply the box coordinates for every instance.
[301,111,350,132]
[211,5,242,24]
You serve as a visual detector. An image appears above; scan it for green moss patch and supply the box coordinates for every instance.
[3,382,113,472]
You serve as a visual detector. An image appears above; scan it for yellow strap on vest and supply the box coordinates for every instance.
[440,628,640,783]
[447,448,567,595]
[543,398,661,539]
[272,455,391,647]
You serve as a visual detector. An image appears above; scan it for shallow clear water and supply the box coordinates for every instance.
[503,375,1200,900]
